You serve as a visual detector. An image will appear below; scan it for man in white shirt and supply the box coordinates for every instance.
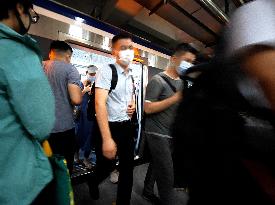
[89,33,136,205]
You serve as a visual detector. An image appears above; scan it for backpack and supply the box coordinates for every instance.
[87,64,118,121]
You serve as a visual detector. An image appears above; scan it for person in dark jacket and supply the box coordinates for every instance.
[173,1,275,204]
[75,65,98,169]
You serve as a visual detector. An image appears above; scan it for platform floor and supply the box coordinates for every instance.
[73,163,188,205]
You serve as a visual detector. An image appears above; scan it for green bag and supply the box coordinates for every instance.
[49,155,75,205]
[43,141,75,205]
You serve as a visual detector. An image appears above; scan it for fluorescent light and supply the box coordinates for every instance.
[69,25,83,39]
[75,17,85,23]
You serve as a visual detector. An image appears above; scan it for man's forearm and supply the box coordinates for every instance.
[145,95,176,114]
[96,103,112,141]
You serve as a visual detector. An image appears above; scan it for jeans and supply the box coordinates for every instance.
[83,120,96,158]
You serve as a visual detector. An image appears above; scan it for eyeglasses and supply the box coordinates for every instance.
[29,9,40,24]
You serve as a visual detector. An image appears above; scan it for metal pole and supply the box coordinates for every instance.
[194,0,229,24]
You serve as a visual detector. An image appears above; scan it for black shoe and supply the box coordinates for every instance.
[142,192,161,205]
[87,182,99,200]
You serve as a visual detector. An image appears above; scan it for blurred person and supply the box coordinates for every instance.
[172,1,275,205]
[143,43,196,205]
[0,1,55,204]
[88,33,136,205]
[86,65,97,85]
[44,40,82,174]
[75,65,98,169]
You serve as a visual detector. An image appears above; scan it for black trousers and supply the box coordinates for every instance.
[93,121,135,205]
[144,134,175,205]
[48,128,76,175]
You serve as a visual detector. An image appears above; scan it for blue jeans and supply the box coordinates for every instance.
[83,120,95,158]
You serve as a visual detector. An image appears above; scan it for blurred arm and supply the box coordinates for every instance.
[95,88,112,141]
[243,47,275,110]
[68,65,82,105]
[3,64,55,141]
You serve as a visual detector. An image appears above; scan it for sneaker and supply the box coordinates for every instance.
[110,169,119,184]
[83,158,93,169]
[142,192,161,205]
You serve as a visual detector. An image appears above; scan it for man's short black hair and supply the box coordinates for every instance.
[173,43,198,56]
[0,0,33,20]
[50,41,73,53]
[112,33,133,46]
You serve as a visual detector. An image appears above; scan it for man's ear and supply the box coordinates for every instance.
[49,51,53,60]
[111,49,116,56]
[170,56,177,64]
[66,54,72,63]
[16,3,25,15]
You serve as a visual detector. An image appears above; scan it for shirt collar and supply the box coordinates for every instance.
[115,63,133,75]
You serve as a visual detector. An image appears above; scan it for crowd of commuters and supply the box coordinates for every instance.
[1,0,275,205]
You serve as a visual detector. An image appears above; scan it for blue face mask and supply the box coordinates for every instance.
[87,76,96,83]
[176,61,193,76]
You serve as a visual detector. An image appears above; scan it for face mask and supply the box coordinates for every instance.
[118,49,135,66]
[176,61,193,75]
[87,76,96,83]
[14,9,32,35]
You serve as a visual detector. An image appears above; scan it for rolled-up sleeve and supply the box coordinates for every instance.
[3,60,55,142]
[95,66,112,90]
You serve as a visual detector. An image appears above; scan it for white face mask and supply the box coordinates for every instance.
[176,60,193,75]
[118,49,135,66]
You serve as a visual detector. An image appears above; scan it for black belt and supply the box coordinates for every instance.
[109,120,131,126]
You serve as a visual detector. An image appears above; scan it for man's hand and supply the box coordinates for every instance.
[127,103,136,118]
[102,137,117,159]
[83,85,91,94]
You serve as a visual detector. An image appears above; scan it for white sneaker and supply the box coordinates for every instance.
[83,158,93,169]
[110,169,119,184]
